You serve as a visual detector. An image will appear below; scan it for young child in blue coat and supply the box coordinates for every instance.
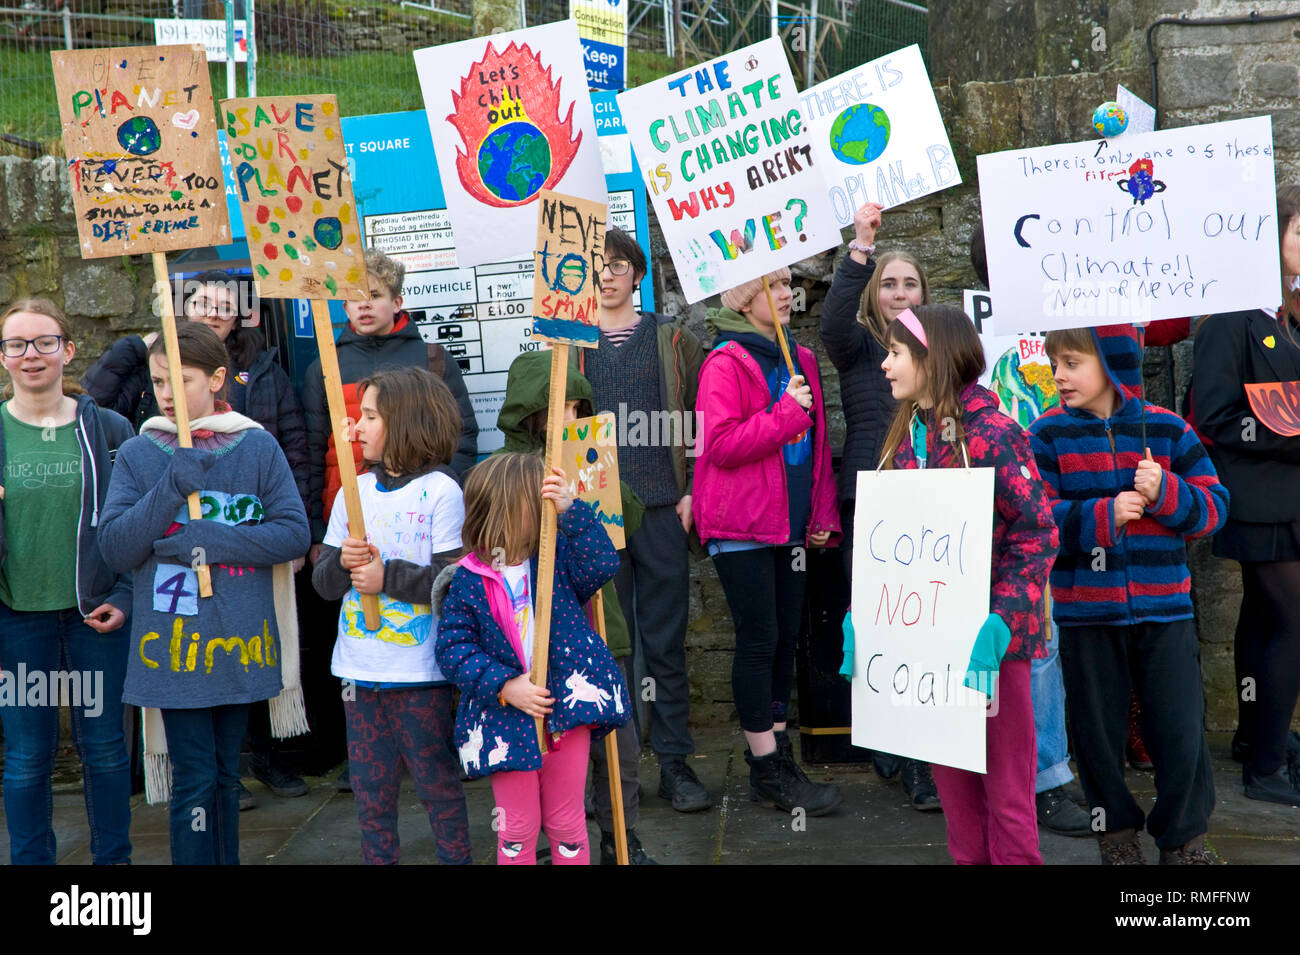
[434,451,629,865]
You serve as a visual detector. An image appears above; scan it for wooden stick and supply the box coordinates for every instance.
[590,587,629,865]
[762,275,797,377]
[529,343,570,754]
[310,300,380,631]
[153,252,212,598]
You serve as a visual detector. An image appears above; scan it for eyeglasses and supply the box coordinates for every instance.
[602,259,632,276]
[187,298,240,319]
[1,335,66,358]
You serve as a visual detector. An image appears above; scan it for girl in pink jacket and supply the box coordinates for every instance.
[695,267,842,816]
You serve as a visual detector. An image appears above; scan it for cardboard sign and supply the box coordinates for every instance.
[220,94,367,300]
[800,44,960,226]
[51,44,231,258]
[1246,381,1300,437]
[851,468,994,774]
[977,116,1279,331]
[572,0,627,91]
[560,412,624,548]
[964,290,1059,429]
[617,38,840,304]
[532,190,606,346]
[413,20,608,268]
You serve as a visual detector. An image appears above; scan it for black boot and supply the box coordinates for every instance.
[599,828,658,865]
[775,729,810,785]
[872,751,901,780]
[1243,766,1300,806]
[900,759,942,812]
[746,749,842,816]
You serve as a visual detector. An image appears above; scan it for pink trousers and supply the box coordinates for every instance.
[489,725,592,865]
[931,659,1042,865]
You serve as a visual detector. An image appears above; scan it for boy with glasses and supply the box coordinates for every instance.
[574,228,711,813]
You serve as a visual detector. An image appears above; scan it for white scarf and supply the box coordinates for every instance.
[140,409,309,804]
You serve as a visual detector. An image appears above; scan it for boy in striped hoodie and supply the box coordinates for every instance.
[1028,324,1228,865]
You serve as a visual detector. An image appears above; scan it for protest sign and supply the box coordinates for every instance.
[220,94,368,301]
[51,44,231,258]
[977,116,1279,331]
[617,38,840,304]
[561,413,624,548]
[800,44,960,227]
[572,0,627,91]
[964,290,1059,429]
[851,468,993,774]
[153,18,247,62]
[413,20,607,268]
[1116,84,1155,136]
[1246,381,1300,437]
[532,190,607,345]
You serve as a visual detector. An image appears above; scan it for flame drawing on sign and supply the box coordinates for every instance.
[446,42,581,208]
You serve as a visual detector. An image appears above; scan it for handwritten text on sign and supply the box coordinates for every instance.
[51,44,231,258]
[976,116,1279,331]
[531,190,606,346]
[221,95,367,300]
[851,468,993,774]
[800,44,960,226]
[560,413,624,548]
[617,38,841,304]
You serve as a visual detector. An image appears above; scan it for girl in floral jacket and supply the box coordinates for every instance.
[879,304,1059,864]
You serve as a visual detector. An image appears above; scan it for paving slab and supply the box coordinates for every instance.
[5,728,1299,864]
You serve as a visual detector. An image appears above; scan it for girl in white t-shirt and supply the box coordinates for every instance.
[311,366,471,865]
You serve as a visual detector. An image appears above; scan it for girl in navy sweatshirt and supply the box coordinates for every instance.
[99,323,310,865]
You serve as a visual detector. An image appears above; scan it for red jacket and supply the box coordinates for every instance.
[693,336,841,546]
[893,383,1058,660]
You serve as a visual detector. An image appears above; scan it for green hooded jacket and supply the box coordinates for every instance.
[495,349,644,658]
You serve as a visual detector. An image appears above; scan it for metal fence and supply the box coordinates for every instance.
[1,0,925,154]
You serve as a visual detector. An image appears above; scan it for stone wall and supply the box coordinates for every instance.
[0,156,160,382]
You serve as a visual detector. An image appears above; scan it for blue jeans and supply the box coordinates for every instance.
[0,603,132,864]
[1031,619,1074,794]
[160,704,250,865]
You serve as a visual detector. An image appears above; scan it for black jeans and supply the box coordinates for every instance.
[1059,619,1215,850]
[614,505,693,756]
[711,545,807,733]
[1234,561,1300,776]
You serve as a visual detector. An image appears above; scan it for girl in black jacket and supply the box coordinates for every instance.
[819,201,937,809]
[1191,185,1300,806]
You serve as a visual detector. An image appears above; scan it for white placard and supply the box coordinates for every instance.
[617,38,841,304]
[1116,84,1156,136]
[977,116,1279,331]
[800,44,960,226]
[964,289,1060,429]
[153,19,247,62]
[851,468,993,774]
[413,20,607,268]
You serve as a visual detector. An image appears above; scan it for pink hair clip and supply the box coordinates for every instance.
[897,307,928,348]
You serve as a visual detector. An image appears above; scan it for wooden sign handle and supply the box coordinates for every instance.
[762,275,797,377]
[153,252,213,598]
[590,587,629,865]
[310,300,381,631]
[529,343,570,753]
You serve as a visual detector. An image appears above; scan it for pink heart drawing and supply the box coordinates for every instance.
[171,110,200,130]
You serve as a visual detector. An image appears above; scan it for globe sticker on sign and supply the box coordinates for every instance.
[415,20,607,268]
[829,103,891,166]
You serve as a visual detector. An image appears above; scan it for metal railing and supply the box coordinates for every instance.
[1,0,926,153]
